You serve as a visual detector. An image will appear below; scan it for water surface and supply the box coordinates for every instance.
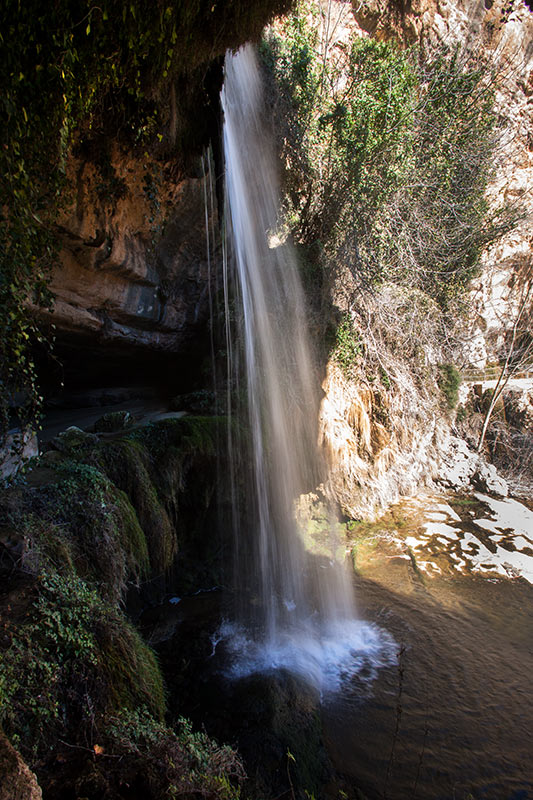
[324,491,533,800]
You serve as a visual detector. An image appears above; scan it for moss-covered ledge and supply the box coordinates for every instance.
[0,416,241,799]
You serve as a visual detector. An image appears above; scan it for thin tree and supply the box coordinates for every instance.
[477,269,533,452]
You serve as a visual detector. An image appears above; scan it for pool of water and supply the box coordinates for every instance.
[147,490,533,799]
[323,491,533,800]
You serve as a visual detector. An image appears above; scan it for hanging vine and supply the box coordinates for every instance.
[0,0,291,447]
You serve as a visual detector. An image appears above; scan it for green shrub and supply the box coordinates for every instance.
[438,363,462,409]
[262,2,512,308]
[333,315,362,378]
[106,708,245,799]
[0,570,103,754]
[0,567,166,758]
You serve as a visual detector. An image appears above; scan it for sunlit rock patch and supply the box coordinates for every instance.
[350,492,533,583]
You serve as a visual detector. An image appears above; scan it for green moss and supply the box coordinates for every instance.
[39,460,150,600]
[438,363,462,410]
[125,417,225,557]
[105,708,244,799]
[2,458,150,602]
[0,414,238,793]
[131,416,222,461]
[114,488,150,579]
[16,515,76,576]
[98,616,165,722]
[95,438,176,574]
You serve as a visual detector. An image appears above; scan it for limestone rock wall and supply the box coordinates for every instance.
[313,0,532,516]
[34,149,219,358]
[319,362,444,518]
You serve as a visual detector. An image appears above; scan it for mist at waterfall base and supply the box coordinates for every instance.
[213,44,395,694]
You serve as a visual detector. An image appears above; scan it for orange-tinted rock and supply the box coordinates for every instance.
[0,732,42,800]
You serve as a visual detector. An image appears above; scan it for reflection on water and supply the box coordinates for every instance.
[324,490,533,800]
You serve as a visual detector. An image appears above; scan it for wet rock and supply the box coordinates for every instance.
[33,164,219,361]
[228,670,331,799]
[0,429,38,480]
[0,731,42,800]
[170,390,217,414]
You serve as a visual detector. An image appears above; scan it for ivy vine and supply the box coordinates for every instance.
[0,0,291,448]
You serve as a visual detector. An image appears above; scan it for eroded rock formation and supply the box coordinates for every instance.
[36,151,219,357]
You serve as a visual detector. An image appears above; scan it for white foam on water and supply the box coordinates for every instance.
[212,618,397,695]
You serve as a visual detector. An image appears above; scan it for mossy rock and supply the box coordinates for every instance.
[229,670,330,799]
[97,616,166,722]
[95,438,176,576]
[10,459,149,602]
[0,567,165,758]
[170,390,217,414]
[93,410,135,433]
[51,426,99,454]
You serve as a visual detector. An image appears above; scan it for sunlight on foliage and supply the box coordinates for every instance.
[262,0,512,308]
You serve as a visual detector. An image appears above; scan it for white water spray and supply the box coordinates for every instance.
[219,45,394,689]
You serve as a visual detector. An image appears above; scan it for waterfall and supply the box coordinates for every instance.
[218,45,394,689]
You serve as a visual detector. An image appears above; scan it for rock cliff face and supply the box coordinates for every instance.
[36,150,219,360]
[311,0,533,515]
[29,0,293,394]
[320,362,442,518]
[32,0,531,506]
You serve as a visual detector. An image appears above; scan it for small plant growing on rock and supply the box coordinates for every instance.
[438,364,462,410]
[106,708,245,799]
[333,315,362,378]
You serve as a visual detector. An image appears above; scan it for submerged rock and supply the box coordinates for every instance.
[227,670,330,799]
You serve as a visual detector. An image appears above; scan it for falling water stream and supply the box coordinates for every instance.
[217,45,394,689]
[146,45,533,800]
